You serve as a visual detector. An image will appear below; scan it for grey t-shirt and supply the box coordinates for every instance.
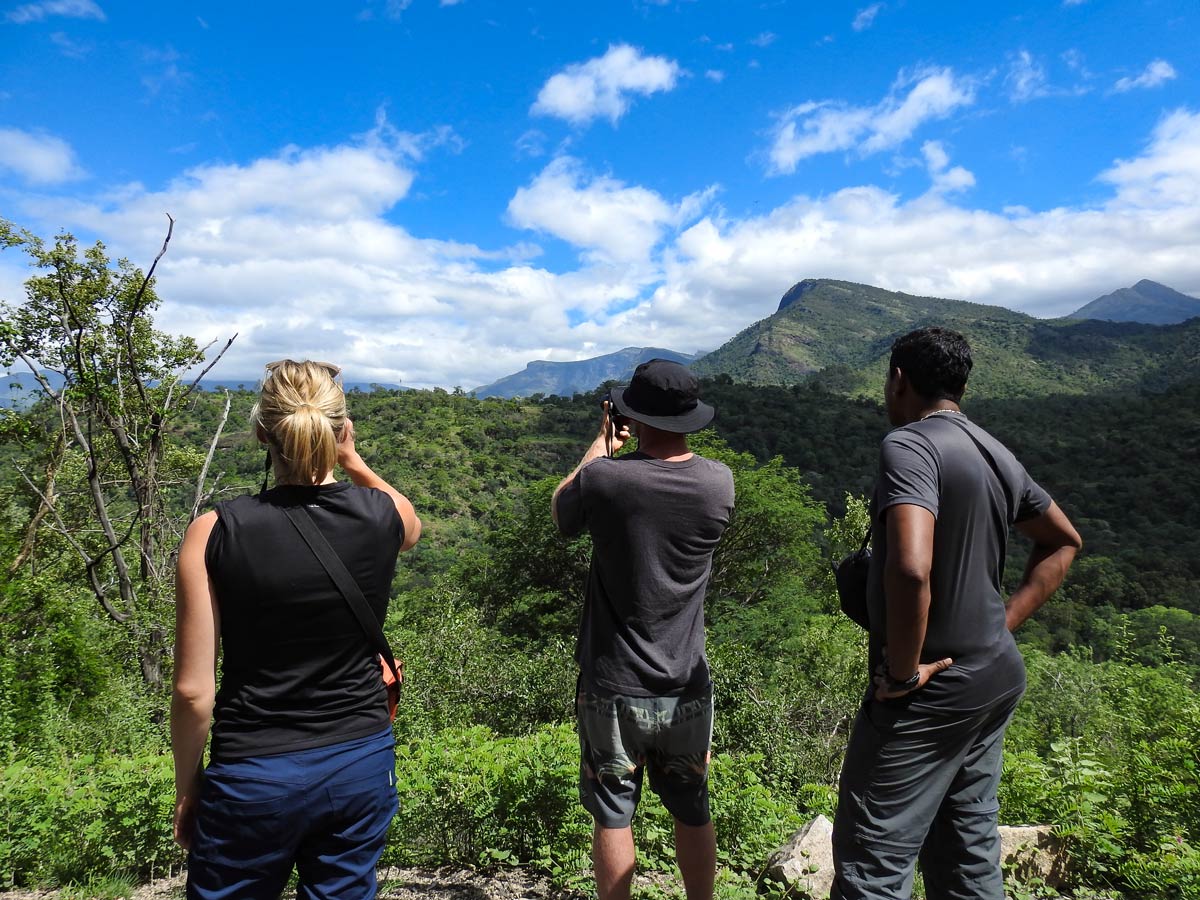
[868,412,1052,713]
[555,451,735,697]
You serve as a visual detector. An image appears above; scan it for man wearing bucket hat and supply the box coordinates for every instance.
[553,359,735,900]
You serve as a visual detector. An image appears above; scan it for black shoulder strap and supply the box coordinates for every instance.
[941,416,1016,524]
[283,505,401,685]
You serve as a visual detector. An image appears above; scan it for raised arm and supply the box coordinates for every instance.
[337,418,422,551]
[172,510,220,849]
[551,402,629,530]
[1006,501,1082,632]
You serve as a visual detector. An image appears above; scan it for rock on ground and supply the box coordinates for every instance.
[764,814,835,899]
[998,824,1069,889]
[765,818,1073,898]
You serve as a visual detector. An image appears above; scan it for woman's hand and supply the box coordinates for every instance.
[337,416,360,468]
[173,784,199,850]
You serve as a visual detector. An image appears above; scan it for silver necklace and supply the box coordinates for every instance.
[920,408,965,421]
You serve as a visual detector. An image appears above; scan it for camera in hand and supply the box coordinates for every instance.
[601,392,631,429]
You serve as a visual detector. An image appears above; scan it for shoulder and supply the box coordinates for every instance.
[693,455,734,480]
[882,423,938,454]
[186,510,219,538]
[180,511,218,566]
[880,424,943,474]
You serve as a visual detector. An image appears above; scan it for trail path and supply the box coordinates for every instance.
[1,866,588,900]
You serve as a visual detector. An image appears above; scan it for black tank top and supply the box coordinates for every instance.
[204,482,403,760]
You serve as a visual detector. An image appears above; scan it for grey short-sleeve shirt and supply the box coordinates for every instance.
[556,451,735,697]
[868,413,1052,713]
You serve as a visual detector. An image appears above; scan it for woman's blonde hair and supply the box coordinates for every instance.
[251,360,346,486]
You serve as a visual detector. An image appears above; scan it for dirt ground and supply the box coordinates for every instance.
[0,866,591,900]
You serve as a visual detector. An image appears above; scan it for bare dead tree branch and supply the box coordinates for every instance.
[177,334,238,406]
[192,389,232,522]
[124,213,174,410]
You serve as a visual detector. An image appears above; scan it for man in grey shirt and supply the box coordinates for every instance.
[553,359,734,900]
[832,327,1082,899]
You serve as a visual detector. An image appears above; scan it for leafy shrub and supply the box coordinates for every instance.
[0,754,179,888]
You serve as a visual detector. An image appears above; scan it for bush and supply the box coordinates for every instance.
[0,754,179,888]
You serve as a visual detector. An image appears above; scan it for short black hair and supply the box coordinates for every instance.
[889,327,973,402]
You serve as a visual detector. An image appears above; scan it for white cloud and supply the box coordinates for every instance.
[1006,50,1048,102]
[750,32,776,47]
[769,67,974,173]
[1100,108,1200,207]
[704,69,725,83]
[7,110,1200,389]
[0,127,85,184]
[50,30,89,58]
[5,0,103,22]
[1113,59,1177,93]
[532,44,681,126]
[507,156,712,265]
[514,129,547,159]
[921,140,975,193]
[852,3,883,31]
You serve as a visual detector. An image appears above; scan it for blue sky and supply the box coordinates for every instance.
[0,0,1196,387]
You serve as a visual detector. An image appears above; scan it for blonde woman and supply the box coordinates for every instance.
[172,360,420,900]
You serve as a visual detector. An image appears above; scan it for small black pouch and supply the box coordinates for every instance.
[834,527,872,629]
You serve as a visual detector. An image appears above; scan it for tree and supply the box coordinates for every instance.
[0,218,234,687]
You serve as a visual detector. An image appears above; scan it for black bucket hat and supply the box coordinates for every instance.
[610,358,715,434]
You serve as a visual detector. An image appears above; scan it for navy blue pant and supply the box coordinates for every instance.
[831,693,1020,900]
[188,727,397,900]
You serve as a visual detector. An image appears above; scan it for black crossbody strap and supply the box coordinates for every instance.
[283,505,401,686]
[941,416,1016,523]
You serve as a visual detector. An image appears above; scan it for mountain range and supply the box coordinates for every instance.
[1069,279,1200,325]
[691,278,1200,399]
[473,347,697,399]
[474,278,1198,401]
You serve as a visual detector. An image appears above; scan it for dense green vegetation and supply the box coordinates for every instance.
[3,231,1200,898]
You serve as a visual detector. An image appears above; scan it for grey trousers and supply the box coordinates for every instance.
[830,692,1021,900]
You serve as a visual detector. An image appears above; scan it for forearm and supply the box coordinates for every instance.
[171,691,213,794]
[884,565,931,677]
[340,450,421,547]
[341,449,394,493]
[1006,543,1079,631]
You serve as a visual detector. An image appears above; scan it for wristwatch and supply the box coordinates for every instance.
[886,670,920,693]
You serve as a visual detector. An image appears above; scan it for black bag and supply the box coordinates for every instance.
[834,526,872,629]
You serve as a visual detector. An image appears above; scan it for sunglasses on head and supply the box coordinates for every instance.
[264,359,342,378]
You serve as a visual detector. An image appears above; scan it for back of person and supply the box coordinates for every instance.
[866,412,1050,713]
[570,451,734,697]
[552,359,734,900]
[172,359,422,900]
[206,482,403,760]
[831,327,1081,900]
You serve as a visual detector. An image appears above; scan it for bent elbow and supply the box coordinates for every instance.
[401,516,423,551]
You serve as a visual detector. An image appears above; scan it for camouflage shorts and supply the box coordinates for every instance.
[576,682,713,828]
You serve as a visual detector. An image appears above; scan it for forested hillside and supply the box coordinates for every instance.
[3,233,1199,898]
[692,279,1200,400]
